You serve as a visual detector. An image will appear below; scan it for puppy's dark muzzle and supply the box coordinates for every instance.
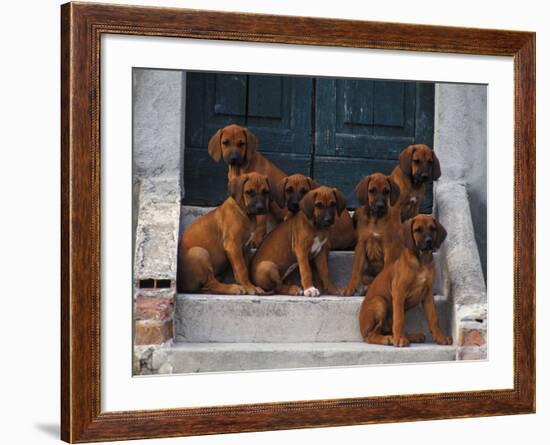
[419,236,433,251]
[287,200,300,213]
[228,152,242,165]
[414,172,430,185]
[371,201,387,216]
[318,215,335,228]
[248,202,267,216]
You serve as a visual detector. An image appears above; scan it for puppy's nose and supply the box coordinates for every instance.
[425,236,433,246]
[288,202,300,212]
[228,152,241,164]
[421,172,429,180]
[375,201,385,210]
[255,202,265,212]
[324,216,334,225]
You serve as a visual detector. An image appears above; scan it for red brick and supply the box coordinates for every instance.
[135,320,173,345]
[135,296,174,321]
[459,329,486,347]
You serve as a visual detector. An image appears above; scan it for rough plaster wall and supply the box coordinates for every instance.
[434,84,487,281]
[133,69,184,181]
[132,68,184,282]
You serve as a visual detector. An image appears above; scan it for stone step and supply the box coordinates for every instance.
[174,294,451,343]
[160,342,457,374]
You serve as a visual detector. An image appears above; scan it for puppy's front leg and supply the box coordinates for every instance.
[422,291,452,345]
[313,246,338,295]
[391,289,409,347]
[251,214,268,248]
[295,246,318,297]
[224,239,263,295]
[342,240,366,295]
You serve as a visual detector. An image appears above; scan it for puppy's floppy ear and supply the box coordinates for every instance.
[308,178,321,190]
[354,176,370,207]
[228,175,247,206]
[432,151,442,180]
[333,188,347,215]
[434,218,447,248]
[400,218,416,251]
[207,128,223,162]
[243,128,258,163]
[388,177,401,206]
[273,177,288,208]
[300,190,317,220]
[399,145,416,177]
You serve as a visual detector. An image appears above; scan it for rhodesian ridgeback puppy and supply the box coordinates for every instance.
[251,186,346,296]
[208,124,287,246]
[358,215,452,347]
[342,173,402,295]
[273,173,355,250]
[177,172,271,295]
[389,144,441,222]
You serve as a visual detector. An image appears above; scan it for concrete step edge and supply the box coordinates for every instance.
[157,341,457,374]
[176,294,448,302]
[169,341,456,352]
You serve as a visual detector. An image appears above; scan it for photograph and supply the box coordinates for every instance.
[132,69,487,375]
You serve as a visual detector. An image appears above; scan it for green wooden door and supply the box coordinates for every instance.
[183,72,312,205]
[314,79,434,209]
[183,73,434,211]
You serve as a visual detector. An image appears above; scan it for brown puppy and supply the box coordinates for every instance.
[273,173,355,250]
[342,173,402,295]
[208,124,287,246]
[358,215,452,347]
[389,144,441,222]
[274,173,318,216]
[177,172,271,295]
[208,124,286,184]
[251,186,346,296]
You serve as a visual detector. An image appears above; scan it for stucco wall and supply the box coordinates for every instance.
[434,83,487,281]
[132,68,185,290]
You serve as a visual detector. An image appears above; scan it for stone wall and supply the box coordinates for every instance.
[434,84,487,281]
[132,68,185,347]
[434,181,487,360]
[433,84,487,360]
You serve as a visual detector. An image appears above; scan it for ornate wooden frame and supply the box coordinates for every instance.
[61,2,535,442]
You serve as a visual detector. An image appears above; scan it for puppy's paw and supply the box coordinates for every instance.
[392,336,410,348]
[382,335,393,345]
[406,332,426,343]
[304,286,320,297]
[434,335,453,345]
[241,284,261,295]
[228,284,247,295]
[341,286,357,296]
[253,286,271,295]
[287,285,303,296]
[319,286,341,295]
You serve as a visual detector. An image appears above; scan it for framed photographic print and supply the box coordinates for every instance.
[61,1,535,442]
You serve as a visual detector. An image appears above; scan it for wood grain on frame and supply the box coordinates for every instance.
[60,2,535,442]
